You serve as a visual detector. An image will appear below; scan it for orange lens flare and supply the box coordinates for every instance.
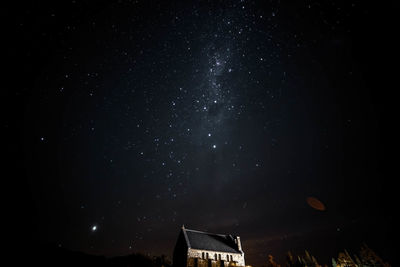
[306,197,326,211]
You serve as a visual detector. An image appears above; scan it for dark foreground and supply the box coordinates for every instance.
[20,245,171,267]
[17,243,391,267]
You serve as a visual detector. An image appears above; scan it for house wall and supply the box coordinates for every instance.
[173,231,189,267]
[187,248,245,267]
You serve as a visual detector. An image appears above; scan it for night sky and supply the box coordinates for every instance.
[8,1,396,266]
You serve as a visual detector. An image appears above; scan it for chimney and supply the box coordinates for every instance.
[236,236,242,251]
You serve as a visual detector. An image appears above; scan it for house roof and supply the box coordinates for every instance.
[183,227,241,253]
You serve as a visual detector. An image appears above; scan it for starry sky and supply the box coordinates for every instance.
[8,0,396,266]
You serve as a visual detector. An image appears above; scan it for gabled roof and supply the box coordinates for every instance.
[182,227,241,253]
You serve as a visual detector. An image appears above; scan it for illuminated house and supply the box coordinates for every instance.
[173,226,246,267]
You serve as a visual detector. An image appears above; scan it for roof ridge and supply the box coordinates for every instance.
[185,228,231,237]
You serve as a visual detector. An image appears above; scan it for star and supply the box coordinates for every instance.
[92,225,97,232]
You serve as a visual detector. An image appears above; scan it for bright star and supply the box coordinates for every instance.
[92,225,97,231]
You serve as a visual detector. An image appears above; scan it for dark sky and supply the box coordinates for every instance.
[7,1,396,266]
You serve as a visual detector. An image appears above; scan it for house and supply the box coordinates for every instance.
[173,226,245,267]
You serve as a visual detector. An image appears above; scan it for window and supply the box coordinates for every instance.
[218,254,221,260]
[206,253,209,259]
[214,254,217,260]
[226,255,229,261]
[230,255,233,261]
[202,252,205,259]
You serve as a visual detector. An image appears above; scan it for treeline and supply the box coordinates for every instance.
[263,244,390,267]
